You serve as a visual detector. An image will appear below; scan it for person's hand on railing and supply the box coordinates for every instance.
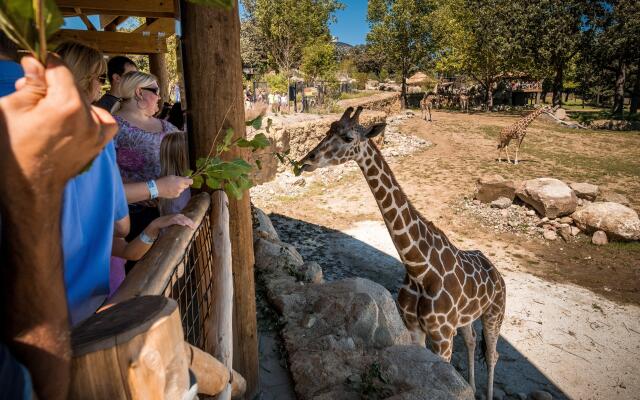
[145,213,196,240]
[156,175,193,199]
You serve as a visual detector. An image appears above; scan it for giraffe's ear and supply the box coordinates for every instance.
[365,123,386,139]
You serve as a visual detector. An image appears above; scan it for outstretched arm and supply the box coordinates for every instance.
[0,56,117,400]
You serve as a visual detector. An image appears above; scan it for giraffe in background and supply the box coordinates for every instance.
[497,105,553,164]
[297,107,507,400]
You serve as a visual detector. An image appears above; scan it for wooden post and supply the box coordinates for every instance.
[70,296,190,399]
[209,191,233,400]
[149,53,169,103]
[180,1,259,397]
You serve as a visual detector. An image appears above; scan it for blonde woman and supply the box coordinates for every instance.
[112,71,192,243]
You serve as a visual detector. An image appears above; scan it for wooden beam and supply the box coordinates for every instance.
[74,9,97,31]
[181,1,259,397]
[104,16,129,31]
[57,0,176,18]
[99,15,119,29]
[134,18,175,34]
[51,29,168,54]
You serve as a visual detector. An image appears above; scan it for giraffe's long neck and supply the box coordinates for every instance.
[522,108,545,127]
[355,141,446,275]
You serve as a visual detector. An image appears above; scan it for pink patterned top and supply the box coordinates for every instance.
[114,115,178,183]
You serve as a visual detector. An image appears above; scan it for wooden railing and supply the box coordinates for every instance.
[109,193,213,349]
[78,192,243,399]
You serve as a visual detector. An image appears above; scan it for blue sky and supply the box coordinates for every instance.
[330,0,370,45]
[63,0,370,46]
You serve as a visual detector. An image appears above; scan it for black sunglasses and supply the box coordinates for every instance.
[141,86,160,96]
[97,74,107,84]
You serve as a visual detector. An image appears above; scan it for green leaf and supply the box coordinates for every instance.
[251,115,263,130]
[192,175,204,189]
[0,0,62,62]
[224,181,243,199]
[237,175,253,191]
[250,133,270,149]
[196,158,207,169]
[206,177,221,189]
[224,127,234,146]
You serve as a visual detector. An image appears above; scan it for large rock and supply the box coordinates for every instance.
[599,191,630,207]
[252,207,279,242]
[516,178,577,218]
[475,174,519,203]
[254,237,304,273]
[569,182,599,201]
[571,202,640,241]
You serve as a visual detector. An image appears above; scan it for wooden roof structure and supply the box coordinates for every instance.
[53,0,177,54]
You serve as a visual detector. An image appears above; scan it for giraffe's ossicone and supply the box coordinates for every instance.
[297,107,506,400]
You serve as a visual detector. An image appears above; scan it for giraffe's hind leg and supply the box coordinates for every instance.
[504,145,512,163]
[481,304,505,400]
[460,323,476,393]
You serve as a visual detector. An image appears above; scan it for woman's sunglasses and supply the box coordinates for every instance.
[97,74,107,85]
[141,86,160,96]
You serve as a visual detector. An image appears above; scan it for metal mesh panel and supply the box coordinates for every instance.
[162,210,214,350]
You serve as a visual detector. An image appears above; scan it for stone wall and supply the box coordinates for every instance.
[336,91,402,115]
[253,207,474,400]
[248,110,387,185]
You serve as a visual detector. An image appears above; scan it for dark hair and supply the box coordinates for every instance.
[107,56,136,84]
[167,102,185,130]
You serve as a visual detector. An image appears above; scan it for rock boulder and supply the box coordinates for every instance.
[571,202,640,241]
[516,178,577,218]
[475,174,519,203]
[569,182,599,201]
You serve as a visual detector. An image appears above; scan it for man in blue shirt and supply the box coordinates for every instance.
[61,141,129,325]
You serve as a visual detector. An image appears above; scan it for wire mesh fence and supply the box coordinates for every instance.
[162,208,214,350]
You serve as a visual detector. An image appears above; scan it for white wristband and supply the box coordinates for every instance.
[139,230,156,245]
[147,180,159,199]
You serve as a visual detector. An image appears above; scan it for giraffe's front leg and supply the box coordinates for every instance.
[398,286,426,347]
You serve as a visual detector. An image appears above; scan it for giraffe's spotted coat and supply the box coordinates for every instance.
[297,107,507,399]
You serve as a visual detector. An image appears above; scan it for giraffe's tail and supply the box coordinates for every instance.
[478,326,488,367]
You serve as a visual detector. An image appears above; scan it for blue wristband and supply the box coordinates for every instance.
[139,230,156,245]
[147,180,159,199]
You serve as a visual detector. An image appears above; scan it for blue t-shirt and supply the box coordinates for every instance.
[0,60,23,97]
[62,142,128,325]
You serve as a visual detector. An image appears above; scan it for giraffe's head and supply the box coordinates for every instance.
[296,106,386,174]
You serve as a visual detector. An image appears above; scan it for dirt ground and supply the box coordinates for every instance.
[252,110,640,399]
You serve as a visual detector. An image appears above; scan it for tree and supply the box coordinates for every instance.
[431,0,531,110]
[301,40,337,82]
[240,18,268,74]
[367,0,434,107]
[241,0,343,75]
[586,0,640,115]
[351,44,385,79]
[519,0,593,107]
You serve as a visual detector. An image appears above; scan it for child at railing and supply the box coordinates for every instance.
[159,132,192,216]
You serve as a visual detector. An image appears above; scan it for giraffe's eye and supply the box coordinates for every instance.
[341,134,354,143]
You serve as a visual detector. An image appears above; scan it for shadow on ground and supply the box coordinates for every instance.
[269,213,568,399]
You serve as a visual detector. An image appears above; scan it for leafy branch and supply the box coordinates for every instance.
[188,114,270,200]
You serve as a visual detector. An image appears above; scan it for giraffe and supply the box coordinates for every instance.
[297,107,506,400]
[459,92,469,113]
[497,105,553,164]
[420,92,436,121]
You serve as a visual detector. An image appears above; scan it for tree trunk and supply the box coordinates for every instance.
[552,62,564,106]
[631,70,639,114]
[180,1,259,398]
[564,91,570,103]
[596,93,600,106]
[612,61,626,116]
[486,81,493,111]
